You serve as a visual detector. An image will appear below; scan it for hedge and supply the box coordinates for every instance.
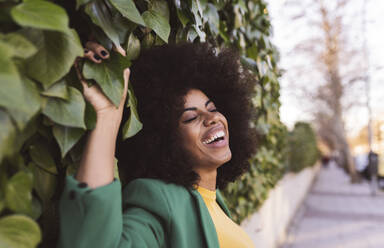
[0,0,285,246]
[286,122,320,173]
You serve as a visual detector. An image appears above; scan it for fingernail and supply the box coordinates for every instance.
[94,54,101,61]
[101,50,108,57]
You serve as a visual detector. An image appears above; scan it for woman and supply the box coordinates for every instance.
[58,42,258,248]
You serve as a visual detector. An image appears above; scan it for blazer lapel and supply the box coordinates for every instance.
[216,190,232,218]
[190,190,220,248]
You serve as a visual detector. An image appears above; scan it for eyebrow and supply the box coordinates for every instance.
[183,100,212,112]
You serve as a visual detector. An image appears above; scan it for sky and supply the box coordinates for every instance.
[267,0,384,136]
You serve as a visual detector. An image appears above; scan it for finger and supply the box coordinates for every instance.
[86,41,109,59]
[119,68,130,108]
[112,45,126,57]
[84,49,102,64]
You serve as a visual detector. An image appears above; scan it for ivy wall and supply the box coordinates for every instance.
[0,0,286,246]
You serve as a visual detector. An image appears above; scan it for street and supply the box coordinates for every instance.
[282,163,384,248]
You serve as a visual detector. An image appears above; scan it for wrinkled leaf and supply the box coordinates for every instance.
[187,27,198,42]
[141,32,155,49]
[149,0,170,21]
[7,76,41,131]
[24,29,83,89]
[142,10,170,43]
[0,110,16,162]
[76,0,92,9]
[11,0,69,32]
[84,101,96,130]
[53,124,85,158]
[83,52,131,107]
[191,0,202,26]
[42,87,86,129]
[0,41,25,111]
[29,162,57,205]
[0,192,4,214]
[122,87,142,139]
[126,32,140,60]
[193,24,206,42]
[0,32,37,59]
[85,1,124,54]
[204,4,219,36]
[0,215,41,248]
[109,0,145,26]
[41,79,69,100]
[29,140,58,175]
[5,171,33,216]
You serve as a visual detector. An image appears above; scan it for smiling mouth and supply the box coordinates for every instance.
[202,130,226,145]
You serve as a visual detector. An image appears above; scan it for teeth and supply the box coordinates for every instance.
[203,130,225,144]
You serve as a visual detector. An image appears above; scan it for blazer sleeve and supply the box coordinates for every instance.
[57,176,166,248]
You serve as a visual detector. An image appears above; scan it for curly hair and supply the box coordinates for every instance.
[116,42,258,190]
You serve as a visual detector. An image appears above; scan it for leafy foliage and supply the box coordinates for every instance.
[286,122,320,172]
[0,0,286,245]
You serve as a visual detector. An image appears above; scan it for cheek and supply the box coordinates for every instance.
[179,128,204,157]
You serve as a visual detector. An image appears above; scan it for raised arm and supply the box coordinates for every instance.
[74,42,129,188]
[58,44,166,248]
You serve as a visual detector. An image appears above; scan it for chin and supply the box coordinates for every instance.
[215,150,232,167]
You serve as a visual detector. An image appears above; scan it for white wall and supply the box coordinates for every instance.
[241,163,321,248]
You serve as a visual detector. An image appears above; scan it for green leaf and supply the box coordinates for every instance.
[0,215,41,248]
[23,29,83,89]
[0,33,37,59]
[0,41,25,110]
[0,110,16,162]
[141,32,155,49]
[122,87,142,139]
[0,192,4,214]
[11,1,69,32]
[29,162,57,205]
[191,0,202,26]
[29,140,58,175]
[53,125,85,158]
[6,76,41,131]
[176,9,190,27]
[187,27,198,42]
[5,171,33,216]
[84,101,96,130]
[149,0,170,21]
[142,10,170,43]
[41,79,69,100]
[126,32,140,60]
[204,3,219,36]
[83,52,131,107]
[109,0,146,26]
[85,1,124,54]
[76,0,92,10]
[42,87,86,129]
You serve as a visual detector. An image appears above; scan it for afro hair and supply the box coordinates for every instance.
[116,42,258,190]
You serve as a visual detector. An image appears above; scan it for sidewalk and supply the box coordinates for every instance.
[282,163,384,248]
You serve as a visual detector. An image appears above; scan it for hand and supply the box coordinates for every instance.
[75,42,130,119]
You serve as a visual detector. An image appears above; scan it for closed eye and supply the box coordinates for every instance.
[183,116,197,123]
[209,109,218,112]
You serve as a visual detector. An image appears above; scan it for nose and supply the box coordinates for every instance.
[203,111,219,127]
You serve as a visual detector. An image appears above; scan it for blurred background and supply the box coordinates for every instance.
[266,0,384,247]
[269,0,384,180]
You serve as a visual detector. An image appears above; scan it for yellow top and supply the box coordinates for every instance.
[197,186,255,248]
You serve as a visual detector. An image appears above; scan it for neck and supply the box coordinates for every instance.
[195,168,217,191]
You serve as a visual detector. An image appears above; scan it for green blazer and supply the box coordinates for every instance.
[58,176,231,248]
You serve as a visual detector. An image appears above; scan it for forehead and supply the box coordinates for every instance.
[183,89,210,106]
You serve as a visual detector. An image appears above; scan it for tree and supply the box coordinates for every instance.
[281,0,362,181]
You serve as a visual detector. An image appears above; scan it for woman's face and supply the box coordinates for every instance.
[178,89,232,170]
